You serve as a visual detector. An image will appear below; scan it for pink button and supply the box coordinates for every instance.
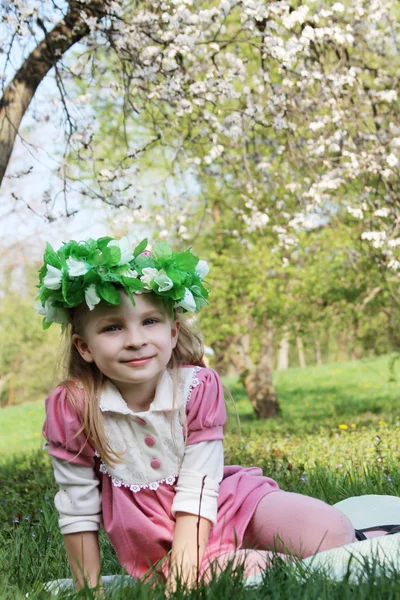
[135,417,146,425]
[150,459,161,469]
[145,436,155,447]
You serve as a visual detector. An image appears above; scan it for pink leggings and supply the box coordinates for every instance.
[203,491,355,578]
[243,490,355,556]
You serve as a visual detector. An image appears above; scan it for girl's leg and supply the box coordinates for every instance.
[243,491,355,558]
[201,549,287,581]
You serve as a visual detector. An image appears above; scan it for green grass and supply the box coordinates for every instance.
[0,400,45,455]
[227,353,400,432]
[1,354,400,598]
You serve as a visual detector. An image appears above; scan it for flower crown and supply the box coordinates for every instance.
[35,237,210,329]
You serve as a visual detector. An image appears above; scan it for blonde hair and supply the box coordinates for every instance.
[61,296,206,466]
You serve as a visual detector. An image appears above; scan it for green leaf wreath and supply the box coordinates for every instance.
[35,237,210,329]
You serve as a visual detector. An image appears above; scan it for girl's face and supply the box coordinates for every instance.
[72,292,179,397]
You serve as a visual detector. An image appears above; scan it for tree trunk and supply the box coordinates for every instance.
[7,353,21,406]
[313,332,322,366]
[337,331,347,362]
[230,325,279,419]
[243,358,279,418]
[0,0,107,187]
[296,336,306,368]
[277,330,290,370]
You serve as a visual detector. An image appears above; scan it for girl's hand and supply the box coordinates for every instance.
[166,564,197,595]
[63,531,102,593]
[167,511,212,594]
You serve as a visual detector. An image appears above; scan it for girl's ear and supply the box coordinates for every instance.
[72,334,94,363]
[171,320,180,349]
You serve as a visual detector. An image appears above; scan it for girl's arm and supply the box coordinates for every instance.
[168,512,212,590]
[64,531,102,590]
[168,441,224,590]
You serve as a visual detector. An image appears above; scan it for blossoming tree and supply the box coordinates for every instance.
[2,0,400,417]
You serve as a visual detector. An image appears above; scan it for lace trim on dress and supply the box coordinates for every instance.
[94,451,179,492]
[94,367,202,492]
[100,463,178,492]
[179,365,201,403]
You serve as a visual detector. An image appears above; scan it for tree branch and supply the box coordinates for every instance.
[0,0,108,187]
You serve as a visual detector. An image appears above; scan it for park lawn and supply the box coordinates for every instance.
[226,353,400,433]
[1,355,400,598]
[0,399,45,456]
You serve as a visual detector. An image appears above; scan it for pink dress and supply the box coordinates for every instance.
[43,367,279,578]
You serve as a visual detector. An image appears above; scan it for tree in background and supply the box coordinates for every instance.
[0,290,60,407]
[2,1,399,243]
[56,0,400,266]
[2,0,400,417]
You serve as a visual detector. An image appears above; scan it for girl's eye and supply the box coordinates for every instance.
[103,325,121,332]
[143,318,159,326]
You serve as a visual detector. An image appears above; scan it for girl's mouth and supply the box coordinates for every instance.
[124,357,153,366]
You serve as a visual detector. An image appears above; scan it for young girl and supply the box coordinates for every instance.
[38,236,355,591]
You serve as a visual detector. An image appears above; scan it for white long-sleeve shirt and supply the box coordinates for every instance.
[46,368,225,534]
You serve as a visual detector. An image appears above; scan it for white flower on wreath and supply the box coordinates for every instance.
[174,289,197,313]
[122,269,138,278]
[195,260,209,279]
[85,284,101,311]
[140,267,160,290]
[35,299,68,324]
[154,271,173,292]
[107,237,134,265]
[66,256,89,277]
[43,265,62,290]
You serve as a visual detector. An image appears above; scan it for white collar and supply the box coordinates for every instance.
[99,369,180,415]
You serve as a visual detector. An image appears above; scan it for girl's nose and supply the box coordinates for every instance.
[124,326,147,348]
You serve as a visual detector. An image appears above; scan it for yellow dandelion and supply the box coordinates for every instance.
[351,424,357,429]
[338,424,349,430]
[378,420,385,425]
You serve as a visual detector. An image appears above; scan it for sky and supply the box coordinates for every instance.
[0,9,126,260]
[0,6,197,266]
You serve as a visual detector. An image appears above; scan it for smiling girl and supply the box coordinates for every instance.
[38,236,355,591]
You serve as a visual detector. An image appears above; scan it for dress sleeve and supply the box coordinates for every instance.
[185,368,226,446]
[171,440,223,525]
[170,369,226,525]
[42,384,96,466]
[42,385,102,534]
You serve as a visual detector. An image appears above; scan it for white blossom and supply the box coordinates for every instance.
[122,269,139,278]
[85,285,101,311]
[140,267,161,290]
[388,259,400,270]
[361,231,387,249]
[283,5,309,29]
[174,288,197,312]
[35,299,68,324]
[386,154,399,168]
[376,90,398,103]
[347,206,364,219]
[66,257,89,277]
[154,271,174,292]
[107,237,134,265]
[195,260,209,278]
[374,208,390,218]
[43,265,62,290]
